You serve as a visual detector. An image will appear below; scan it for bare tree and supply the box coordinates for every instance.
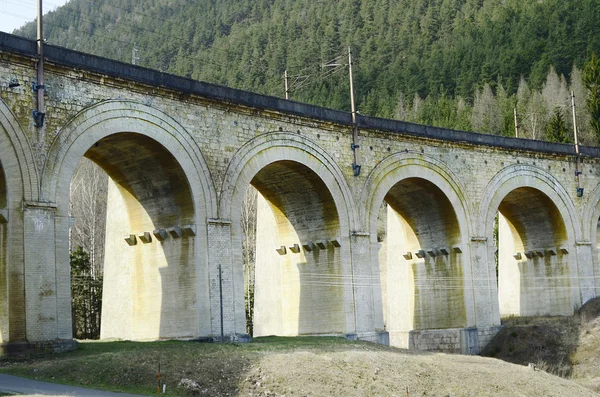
[471,83,503,134]
[524,91,547,140]
[69,158,108,339]
[241,185,258,335]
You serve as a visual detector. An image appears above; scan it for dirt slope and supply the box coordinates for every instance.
[2,333,599,397]
[482,297,600,394]
[237,349,597,397]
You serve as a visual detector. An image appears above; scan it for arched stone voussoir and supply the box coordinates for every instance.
[582,183,600,243]
[361,153,474,242]
[219,131,357,233]
[0,98,39,202]
[479,164,580,243]
[41,99,217,218]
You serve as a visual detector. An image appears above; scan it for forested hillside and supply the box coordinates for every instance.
[13,0,600,144]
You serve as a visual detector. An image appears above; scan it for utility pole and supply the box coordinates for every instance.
[33,0,46,129]
[348,47,360,176]
[571,91,583,197]
[284,70,290,100]
[218,264,224,341]
[318,48,361,175]
[513,108,519,138]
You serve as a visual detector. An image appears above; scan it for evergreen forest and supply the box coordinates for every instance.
[13,0,600,144]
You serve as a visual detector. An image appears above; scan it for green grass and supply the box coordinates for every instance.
[0,336,375,396]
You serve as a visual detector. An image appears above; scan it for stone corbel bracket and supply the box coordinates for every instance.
[153,229,168,241]
[168,226,183,239]
[0,209,7,224]
[414,250,426,259]
[302,242,313,252]
[513,252,522,260]
[316,240,328,250]
[124,234,137,246]
[138,232,152,244]
[182,224,196,237]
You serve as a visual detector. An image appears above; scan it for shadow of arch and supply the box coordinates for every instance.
[361,153,474,348]
[43,100,217,340]
[480,165,580,321]
[0,98,38,343]
[220,132,358,336]
[580,184,600,301]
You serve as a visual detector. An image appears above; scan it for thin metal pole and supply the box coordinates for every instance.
[513,108,519,138]
[571,91,580,155]
[348,47,360,176]
[36,0,45,124]
[349,48,357,125]
[218,264,224,341]
[571,91,583,197]
[284,70,289,100]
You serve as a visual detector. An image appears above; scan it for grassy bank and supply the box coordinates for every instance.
[1,334,597,397]
[1,337,363,396]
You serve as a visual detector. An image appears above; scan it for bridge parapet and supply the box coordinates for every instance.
[1,32,599,354]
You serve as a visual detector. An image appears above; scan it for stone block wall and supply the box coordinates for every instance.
[0,35,599,353]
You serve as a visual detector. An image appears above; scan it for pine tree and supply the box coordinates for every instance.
[583,53,600,140]
[545,107,570,143]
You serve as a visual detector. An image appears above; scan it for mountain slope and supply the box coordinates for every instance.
[13,0,600,139]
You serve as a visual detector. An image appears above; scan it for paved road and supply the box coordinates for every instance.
[0,374,146,396]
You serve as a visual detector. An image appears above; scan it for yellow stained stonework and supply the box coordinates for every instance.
[1,34,600,354]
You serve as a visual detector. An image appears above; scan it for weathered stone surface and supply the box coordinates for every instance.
[1,32,599,354]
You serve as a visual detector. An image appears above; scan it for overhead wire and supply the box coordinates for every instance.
[3,0,354,99]
[2,0,229,71]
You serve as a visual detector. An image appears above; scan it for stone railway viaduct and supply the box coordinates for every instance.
[1,32,600,354]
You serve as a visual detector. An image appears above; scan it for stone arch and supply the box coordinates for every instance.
[220,132,357,230]
[42,100,217,340]
[220,132,358,336]
[582,184,600,299]
[480,165,579,318]
[583,184,600,243]
[362,154,473,240]
[43,100,217,217]
[362,153,474,348]
[0,98,37,344]
[480,165,578,243]
[0,98,39,202]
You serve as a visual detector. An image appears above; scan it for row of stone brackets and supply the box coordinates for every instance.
[276,239,341,255]
[124,225,196,246]
[512,247,569,260]
[402,246,463,260]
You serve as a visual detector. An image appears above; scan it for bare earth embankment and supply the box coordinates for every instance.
[482,297,600,394]
[2,329,599,397]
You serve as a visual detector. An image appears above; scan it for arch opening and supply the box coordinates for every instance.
[378,177,466,347]
[69,132,198,340]
[245,160,345,337]
[496,187,572,317]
